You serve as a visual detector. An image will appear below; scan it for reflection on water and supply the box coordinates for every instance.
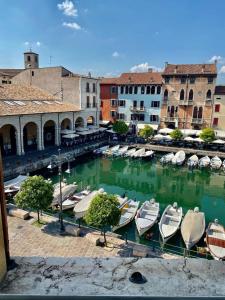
[50,156,225,253]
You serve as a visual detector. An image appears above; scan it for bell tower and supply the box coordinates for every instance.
[24,51,39,69]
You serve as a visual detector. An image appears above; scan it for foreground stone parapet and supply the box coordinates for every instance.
[0,256,225,296]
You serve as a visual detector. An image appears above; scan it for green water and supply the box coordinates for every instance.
[49,156,225,256]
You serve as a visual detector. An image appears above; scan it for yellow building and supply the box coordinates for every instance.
[212,86,225,130]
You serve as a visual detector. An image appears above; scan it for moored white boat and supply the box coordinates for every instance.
[93,145,109,155]
[131,148,145,158]
[4,175,28,194]
[181,207,205,250]
[103,145,120,156]
[124,148,136,157]
[206,220,225,260]
[135,199,160,236]
[198,156,210,168]
[62,188,91,210]
[187,155,199,169]
[160,153,174,164]
[159,202,183,243]
[223,160,225,171]
[210,156,222,170]
[140,150,154,160]
[171,151,186,166]
[112,199,140,231]
[114,146,129,157]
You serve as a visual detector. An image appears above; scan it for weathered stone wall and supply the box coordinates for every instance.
[0,207,6,283]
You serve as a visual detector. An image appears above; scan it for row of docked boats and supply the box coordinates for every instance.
[160,151,225,170]
[93,145,154,159]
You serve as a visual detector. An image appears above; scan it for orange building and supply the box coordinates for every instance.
[160,63,217,130]
[100,78,118,123]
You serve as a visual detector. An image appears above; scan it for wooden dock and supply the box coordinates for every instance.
[134,143,225,159]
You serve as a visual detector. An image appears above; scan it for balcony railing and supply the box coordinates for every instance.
[163,116,178,122]
[191,118,203,124]
[130,106,145,112]
[179,100,193,105]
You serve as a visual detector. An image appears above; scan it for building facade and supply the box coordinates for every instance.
[212,86,225,131]
[160,63,217,130]
[100,71,162,132]
[0,84,98,156]
[12,52,100,127]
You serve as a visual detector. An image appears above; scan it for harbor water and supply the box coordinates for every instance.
[49,155,225,256]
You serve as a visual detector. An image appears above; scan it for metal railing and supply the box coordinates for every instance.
[130,106,145,112]
[191,118,203,124]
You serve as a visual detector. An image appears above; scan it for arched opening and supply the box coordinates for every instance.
[167,124,175,129]
[0,124,17,156]
[193,106,198,118]
[180,89,185,100]
[61,118,71,130]
[170,106,175,117]
[164,89,168,100]
[206,89,211,99]
[198,107,203,119]
[188,89,194,101]
[157,86,161,94]
[87,116,95,126]
[23,122,38,152]
[146,86,150,94]
[151,86,155,94]
[75,117,84,128]
[44,120,55,147]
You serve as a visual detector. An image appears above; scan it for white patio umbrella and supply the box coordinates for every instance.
[159,128,173,134]
[164,135,173,141]
[195,130,202,137]
[181,129,197,136]
[212,139,225,144]
[184,136,194,142]
[62,134,79,139]
[194,137,204,143]
[153,134,164,140]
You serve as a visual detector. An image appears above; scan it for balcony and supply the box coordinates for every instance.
[130,106,145,112]
[179,100,193,106]
[191,118,203,124]
[205,99,212,106]
[163,116,178,122]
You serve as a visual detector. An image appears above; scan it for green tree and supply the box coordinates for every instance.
[113,120,129,135]
[15,175,54,223]
[200,128,215,143]
[139,125,154,139]
[170,129,183,140]
[84,193,121,245]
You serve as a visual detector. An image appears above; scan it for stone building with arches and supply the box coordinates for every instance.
[160,63,217,130]
[0,84,97,156]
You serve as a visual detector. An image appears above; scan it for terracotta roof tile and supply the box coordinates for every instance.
[101,72,162,85]
[215,86,225,95]
[101,77,119,85]
[0,69,23,77]
[163,64,217,76]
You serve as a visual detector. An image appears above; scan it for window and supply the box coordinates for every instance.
[129,86,133,94]
[111,111,117,118]
[125,85,129,94]
[180,89,185,100]
[188,89,194,101]
[120,86,124,94]
[119,100,126,107]
[151,101,160,108]
[134,86,138,94]
[213,118,218,126]
[31,71,34,76]
[141,85,145,94]
[133,100,137,108]
[198,106,202,119]
[100,100,103,107]
[190,77,195,84]
[165,77,170,84]
[93,96,96,107]
[193,106,198,118]
[208,77,213,84]
[151,86,155,94]
[164,89,168,100]
[140,101,144,110]
[206,89,211,99]
[27,55,31,62]
[150,115,159,122]
[111,100,117,107]
[111,86,117,94]
[86,96,90,108]
[118,113,125,120]
[157,86,161,94]
[100,111,103,120]
[215,104,220,112]
[131,114,145,121]
[35,56,38,63]
[146,86,150,94]
[86,82,90,92]
[181,76,186,84]
[93,83,96,93]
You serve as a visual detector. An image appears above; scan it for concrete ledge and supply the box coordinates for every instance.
[0,256,225,296]
[7,205,30,220]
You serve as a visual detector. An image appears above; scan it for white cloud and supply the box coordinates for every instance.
[130,62,162,73]
[62,22,81,30]
[208,55,223,63]
[112,51,119,58]
[36,41,41,47]
[24,41,29,46]
[219,66,225,74]
[57,0,78,17]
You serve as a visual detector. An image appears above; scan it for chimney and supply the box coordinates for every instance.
[165,62,168,67]
[174,65,178,74]
[148,68,153,73]
[202,64,205,73]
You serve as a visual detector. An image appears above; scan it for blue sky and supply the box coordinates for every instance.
[0,0,225,81]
